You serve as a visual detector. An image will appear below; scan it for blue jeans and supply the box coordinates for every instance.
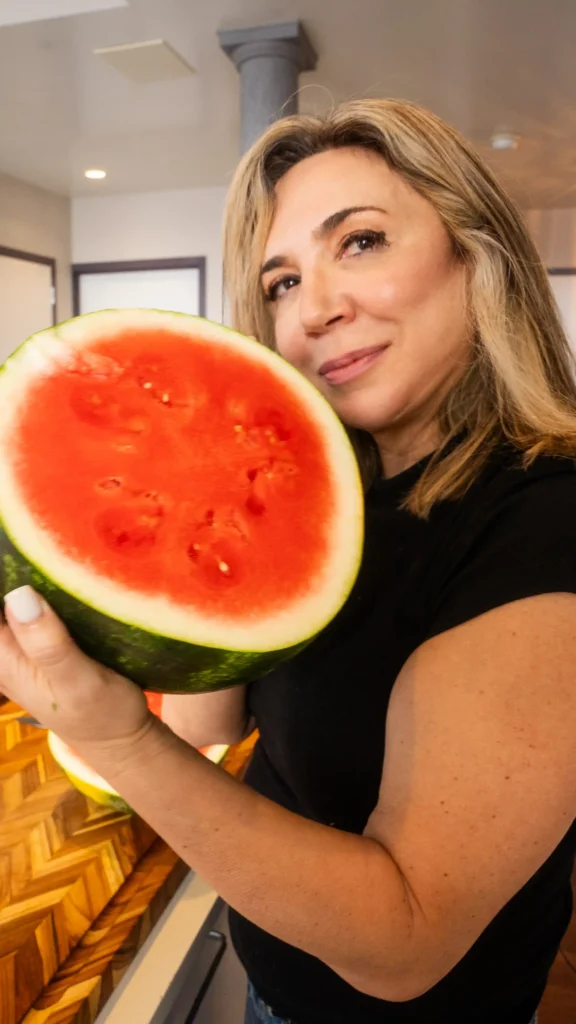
[244,981,539,1024]
[244,982,293,1023]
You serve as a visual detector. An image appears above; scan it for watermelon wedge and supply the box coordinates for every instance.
[0,310,363,692]
[47,730,229,813]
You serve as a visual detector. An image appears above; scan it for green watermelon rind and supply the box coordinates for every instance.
[0,541,308,692]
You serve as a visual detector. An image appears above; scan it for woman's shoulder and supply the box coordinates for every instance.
[427,447,576,571]
[422,449,576,641]
[457,447,576,526]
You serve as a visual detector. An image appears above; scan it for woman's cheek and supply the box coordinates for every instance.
[274,320,306,370]
[364,270,408,316]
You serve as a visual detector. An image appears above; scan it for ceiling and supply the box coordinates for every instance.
[0,0,575,207]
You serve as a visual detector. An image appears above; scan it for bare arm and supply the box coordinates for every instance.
[2,592,575,1003]
[161,685,253,747]
[75,593,576,1000]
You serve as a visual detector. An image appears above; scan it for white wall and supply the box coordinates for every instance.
[0,170,72,320]
[72,187,227,324]
[526,208,576,268]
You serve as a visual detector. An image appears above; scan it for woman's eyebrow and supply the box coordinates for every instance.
[260,255,287,278]
[260,205,388,277]
[312,205,388,240]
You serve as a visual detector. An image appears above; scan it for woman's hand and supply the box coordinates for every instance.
[0,585,151,750]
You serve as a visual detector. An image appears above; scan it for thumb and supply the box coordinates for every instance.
[4,586,80,675]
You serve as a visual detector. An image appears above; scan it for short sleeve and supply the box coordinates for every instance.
[424,464,576,642]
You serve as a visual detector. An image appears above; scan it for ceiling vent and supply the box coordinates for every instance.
[94,39,196,83]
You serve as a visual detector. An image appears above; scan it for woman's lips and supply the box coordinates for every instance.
[319,345,388,385]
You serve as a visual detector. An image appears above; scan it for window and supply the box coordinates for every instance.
[72,257,206,318]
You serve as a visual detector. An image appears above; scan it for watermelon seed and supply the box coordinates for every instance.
[97,477,122,491]
[218,561,231,575]
[142,382,153,390]
[96,509,157,553]
[246,494,265,516]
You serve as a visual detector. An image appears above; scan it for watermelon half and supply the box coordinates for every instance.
[0,309,363,692]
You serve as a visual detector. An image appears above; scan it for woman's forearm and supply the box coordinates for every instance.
[77,718,424,1000]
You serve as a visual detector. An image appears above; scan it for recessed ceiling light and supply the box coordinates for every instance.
[84,168,107,180]
[490,132,519,151]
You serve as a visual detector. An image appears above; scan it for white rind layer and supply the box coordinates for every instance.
[0,309,364,652]
[48,730,229,796]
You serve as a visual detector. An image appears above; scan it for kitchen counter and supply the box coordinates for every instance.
[0,697,255,1024]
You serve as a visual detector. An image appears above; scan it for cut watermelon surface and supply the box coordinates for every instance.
[0,310,363,692]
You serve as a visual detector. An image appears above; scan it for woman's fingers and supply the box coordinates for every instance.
[4,586,80,677]
[1,586,151,746]
[0,602,33,705]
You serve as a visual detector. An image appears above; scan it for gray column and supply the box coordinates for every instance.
[219,21,317,154]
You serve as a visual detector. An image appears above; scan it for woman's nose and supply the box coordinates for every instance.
[298,266,355,335]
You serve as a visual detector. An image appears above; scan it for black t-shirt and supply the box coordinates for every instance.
[229,447,576,1024]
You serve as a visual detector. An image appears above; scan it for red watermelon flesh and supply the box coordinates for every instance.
[12,329,334,622]
[144,690,163,717]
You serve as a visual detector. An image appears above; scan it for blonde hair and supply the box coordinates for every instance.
[223,98,576,516]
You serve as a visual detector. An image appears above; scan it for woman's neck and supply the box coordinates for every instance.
[374,421,441,479]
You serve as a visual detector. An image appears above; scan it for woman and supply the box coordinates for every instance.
[1,100,575,1024]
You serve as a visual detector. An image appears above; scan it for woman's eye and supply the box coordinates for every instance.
[341,230,388,257]
[265,275,300,302]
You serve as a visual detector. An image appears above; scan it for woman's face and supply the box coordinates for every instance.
[261,147,470,461]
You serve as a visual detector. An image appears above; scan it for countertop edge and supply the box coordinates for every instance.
[94,869,221,1024]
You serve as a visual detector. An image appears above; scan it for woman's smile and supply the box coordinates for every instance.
[318,344,390,385]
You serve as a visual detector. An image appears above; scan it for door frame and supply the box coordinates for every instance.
[0,244,57,324]
[71,257,207,318]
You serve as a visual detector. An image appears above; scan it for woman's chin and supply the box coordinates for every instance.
[329,395,403,437]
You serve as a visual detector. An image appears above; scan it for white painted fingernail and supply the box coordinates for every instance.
[5,586,43,624]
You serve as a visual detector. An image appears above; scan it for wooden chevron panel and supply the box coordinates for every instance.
[20,733,257,1024]
[19,733,258,1024]
[0,701,157,1024]
[0,699,257,1024]
[20,838,187,1024]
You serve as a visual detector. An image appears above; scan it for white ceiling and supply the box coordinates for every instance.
[0,0,575,207]
[0,0,128,28]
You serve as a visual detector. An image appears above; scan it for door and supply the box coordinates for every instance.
[0,247,56,360]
